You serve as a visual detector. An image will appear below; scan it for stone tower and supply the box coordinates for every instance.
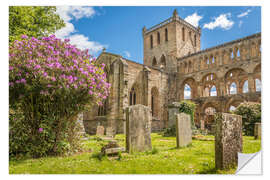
[143,9,201,71]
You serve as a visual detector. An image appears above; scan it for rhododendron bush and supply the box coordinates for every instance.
[9,35,110,157]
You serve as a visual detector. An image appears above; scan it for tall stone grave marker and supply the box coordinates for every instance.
[215,113,242,170]
[254,122,261,139]
[96,125,105,136]
[200,120,205,130]
[106,127,114,138]
[176,113,192,148]
[125,104,152,153]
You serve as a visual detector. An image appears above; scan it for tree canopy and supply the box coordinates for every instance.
[9,6,65,42]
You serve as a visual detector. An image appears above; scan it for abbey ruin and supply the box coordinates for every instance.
[83,10,261,135]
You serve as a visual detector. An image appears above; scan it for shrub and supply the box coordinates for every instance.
[9,35,110,157]
[234,102,261,136]
[163,100,196,137]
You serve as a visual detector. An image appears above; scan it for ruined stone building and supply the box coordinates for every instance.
[83,10,261,135]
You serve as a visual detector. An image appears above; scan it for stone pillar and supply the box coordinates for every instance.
[215,113,242,170]
[168,102,181,127]
[200,120,205,130]
[77,112,86,136]
[254,122,261,139]
[176,113,192,148]
[126,104,152,153]
[248,75,255,93]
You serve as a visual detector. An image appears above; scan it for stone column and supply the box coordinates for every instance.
[168,102,181,127]
[126,104,152,153]
[248,74,255,93]
[215,113,242,170]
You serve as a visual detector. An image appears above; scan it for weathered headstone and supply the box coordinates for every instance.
[96,125,105,136]
[215,113,242,170]
[106,127,114,138]
[200,120,205,130]
[126,104,152,153]
[168,102,181,127]
[254,122,261,139]
[101,140,125,156]
[176,113,192,148]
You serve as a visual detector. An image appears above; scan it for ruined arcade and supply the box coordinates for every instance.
[83,9,261,134]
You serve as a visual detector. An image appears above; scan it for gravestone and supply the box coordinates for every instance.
[96,125,105,136]
[168,102,181,127]
[200,120,205,130]
[176,113,192,148]
[215,113,242,170]
[254,122,261,139]
[125,104,152,153]
[106,127,114,138]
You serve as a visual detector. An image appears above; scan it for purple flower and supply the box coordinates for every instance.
[21,35,28,39]
[20,79,26,84]
[38,128,43,132]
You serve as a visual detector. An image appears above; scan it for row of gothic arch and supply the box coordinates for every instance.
[151,54,166,67]
[182,65,261,100]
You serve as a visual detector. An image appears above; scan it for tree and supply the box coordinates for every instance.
[9,6,65,43]
[9,35,110,157]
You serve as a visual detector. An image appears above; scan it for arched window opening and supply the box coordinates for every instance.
[157,32,160,44]
[152,57,157,66]
[207,58,210,65]
[98,99,108,116]
[194,35,197,47]
[182,27,185,41]
[229,105,236,112]
[243,80,249,93]
[151,87,159,118]
[211,74,213,80]
[160,55,166,67]
[237,49,240,57]
[129,87,136,105]
[184,84,191,99]
[165,28,168,41]
[210,86,217,96]
[255,79,261,92]
[229,82,237,95]
[231,51,234,60]
[150,35,153,49]
[212,57,215,63]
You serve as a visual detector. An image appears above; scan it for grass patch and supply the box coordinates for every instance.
[9,134,261,174]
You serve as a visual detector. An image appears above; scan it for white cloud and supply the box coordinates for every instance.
[237,9,252,18]
[123,51,131,58]
[203,13,234,30]
[184,12,203,27]
[68,34,104,53]
[55,6,106,54]
[184,85,191,99]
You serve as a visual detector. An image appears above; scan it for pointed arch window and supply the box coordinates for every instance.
[152,57,157,66]
[157,32,160,44]
[255,79,261,92]
[182,27,185,41]
[184,84,191,99]
[129,88,136,105]
[165,28,168,41]
[150,35,153,49]
[243,80,249,93]
[210,86,217,96]
[194,35,197,47]
[229,82,237,95]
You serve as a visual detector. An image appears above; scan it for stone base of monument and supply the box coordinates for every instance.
[101,140,125,156]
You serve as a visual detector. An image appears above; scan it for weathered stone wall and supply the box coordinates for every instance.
[177,33,261,126]
[215,113,242,170]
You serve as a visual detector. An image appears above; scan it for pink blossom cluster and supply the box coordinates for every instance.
[9,35,110,105]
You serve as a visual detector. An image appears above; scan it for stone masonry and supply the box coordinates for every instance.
[125,104,152,153]
[254,122,261,139]
[215,113,242,170]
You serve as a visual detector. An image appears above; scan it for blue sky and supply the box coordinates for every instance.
[55,6,261,64]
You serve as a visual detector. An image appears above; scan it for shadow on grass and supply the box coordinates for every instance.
[197,167,217,174]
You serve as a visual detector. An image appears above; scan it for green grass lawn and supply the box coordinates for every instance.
[9,133,261,174]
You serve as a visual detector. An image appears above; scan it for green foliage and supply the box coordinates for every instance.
[178,100,196,128]
[9,6,65,43]
[234,102,261,136]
